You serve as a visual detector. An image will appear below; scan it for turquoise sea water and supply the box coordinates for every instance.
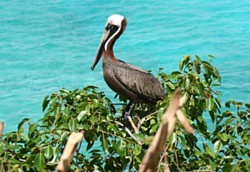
[1,0,250,133]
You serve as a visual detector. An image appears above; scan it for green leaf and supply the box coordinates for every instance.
[69,118,78,131]
[222,111,233,118]
[60,88,69,94]
[55,106,61,121]
[222,164,233,172]
[203,143,215,158]
[77,110,88,121]
[18,118,30,130]
[233,101,243,108]
[245,158,250,170]
[44,145,53,160]
[179,55,191,71]
[169,132,177,145]
[184,76,190,89]
[225,100,233,108]
[87,141,94,150]
[209,111,216,123]
[29,123,38,134]
[150,124,159,134]
[198,83,205,97]
[85,132,96,150]
[195,55,202,62]
[193,86,200,95]
[171,71,182,80]
[214,140,222,153]
[158,67,164,71]
[34,152,45,171]
[64,106,70,116]
[214,97,221,108]
[0,143,4,153]
[19,133,29,141]
[90,115,99,123]
[101,135,109,153]
[59,131,69,141]
[224,117,234,125]
[92,99,99,107]
[245,103,250,109]
[202,61,213,71]
[50,96,58,109]
[85,85,98,90]
[150,119,156,125]
[221,133,229,142]
[166,82,175,90]
[208,54,215,58]
[206,98,214,111]
[116,140,127,156]
[134,144,142,156]
[77,102,88,111]
[187,63,193,71]
[213,67,221,82]
[42,95,50,111]
[50,147,60,164]
[179,135,187,147]
[195,62,201,74]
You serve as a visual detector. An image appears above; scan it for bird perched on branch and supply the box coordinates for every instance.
[91,14,166,118]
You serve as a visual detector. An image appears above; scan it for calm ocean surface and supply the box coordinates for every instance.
[1,0,250,133]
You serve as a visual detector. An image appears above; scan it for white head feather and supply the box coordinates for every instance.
[107,14,125,27]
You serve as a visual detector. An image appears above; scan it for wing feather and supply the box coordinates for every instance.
[113,61,165,102]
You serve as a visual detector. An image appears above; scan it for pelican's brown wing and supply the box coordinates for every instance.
[113,61,166,103]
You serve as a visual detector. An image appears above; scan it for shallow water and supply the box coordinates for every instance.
[1,0,250,132]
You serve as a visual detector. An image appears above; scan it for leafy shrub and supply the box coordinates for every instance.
[0,55,249,171]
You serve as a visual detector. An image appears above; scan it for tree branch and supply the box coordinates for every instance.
[56,131,84,172]
[0,121,4,139]
[139,88,194,172]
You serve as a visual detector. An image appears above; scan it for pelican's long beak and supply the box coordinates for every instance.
[91,28,110,70]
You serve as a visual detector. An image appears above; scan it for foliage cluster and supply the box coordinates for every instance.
[0,55,249,171]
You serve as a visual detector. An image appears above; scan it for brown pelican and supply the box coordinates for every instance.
[91,14,166,117]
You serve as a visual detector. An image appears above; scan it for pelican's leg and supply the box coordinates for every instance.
[124,101,135,119]
[123,101,139,133]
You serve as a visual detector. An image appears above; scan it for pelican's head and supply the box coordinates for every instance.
[91,14,127,70]
[107,14,125,27]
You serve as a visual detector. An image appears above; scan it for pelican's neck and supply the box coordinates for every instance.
[105,25,121,52]
[102,49,117,62]
[105,38,116,52]
[103,28,121,62]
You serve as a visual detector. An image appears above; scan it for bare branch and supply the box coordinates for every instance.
[127,115,139,134]
[124,127,142,145]
[176,109,194,134]
[56,131,84,172]
[115,121,142,145]
[139,88,194,172]
[137,111,157,130]
[0,121,4,139]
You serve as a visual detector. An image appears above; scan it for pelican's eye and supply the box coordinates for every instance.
[105,23,111,30]
[106,23,118,32]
